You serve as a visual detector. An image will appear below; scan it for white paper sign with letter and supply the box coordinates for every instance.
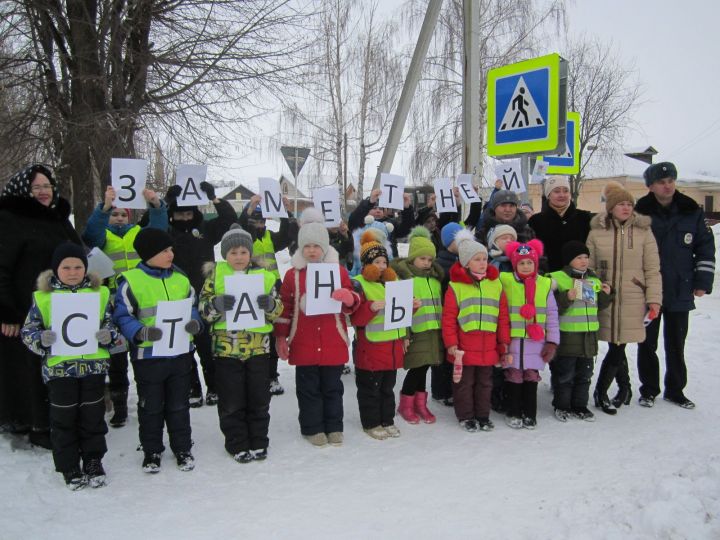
[51,293,101,356]
[305,263,341,315]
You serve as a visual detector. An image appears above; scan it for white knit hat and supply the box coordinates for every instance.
[297,207,330,255]
[455,229,488,267]
[544,176,571,197]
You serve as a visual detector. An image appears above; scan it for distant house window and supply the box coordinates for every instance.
[705,196,713,213]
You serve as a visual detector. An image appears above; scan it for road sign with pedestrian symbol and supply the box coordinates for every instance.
[541,111,581,174]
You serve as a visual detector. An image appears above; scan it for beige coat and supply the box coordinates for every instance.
[587,212,662,344]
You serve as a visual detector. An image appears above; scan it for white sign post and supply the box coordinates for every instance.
[434,178,457,213]
[494,160,527,193]
[151,298,193,357]
[111,158,148,209]
[305,263,341,315]
[312,187,341,228]
[378,173,405,210]
[175,165,209,207]
[50,293,101,356]
[224,274,266,330]
[383,279,413,331]
[456,174,480,203]
[257,177,288,218]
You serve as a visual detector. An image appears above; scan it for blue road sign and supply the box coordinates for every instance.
[542,111,580,174]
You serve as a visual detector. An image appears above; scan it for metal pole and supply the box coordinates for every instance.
[462,0,480,219]
[294,148,299,215]
[520,155,531,205]
[373,0,444,190]
[343,132,348,209]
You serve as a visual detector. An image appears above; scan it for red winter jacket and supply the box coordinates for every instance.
[442,263,511,366]
[351,292,406,372]
[274,248,360,366]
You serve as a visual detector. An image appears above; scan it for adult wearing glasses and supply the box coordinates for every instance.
[0,164,82,448]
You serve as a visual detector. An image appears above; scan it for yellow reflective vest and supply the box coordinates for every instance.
[448,279,502,333]
[499,272,551,338]
[104,226,141,288]
[354,275,407,343]
[410,275,442,333]
[33,287,111,367]
[549,271,601,332]
[212,261,275,333]
[252,231,279,279]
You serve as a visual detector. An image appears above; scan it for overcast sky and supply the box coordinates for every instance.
[213,0,719,191]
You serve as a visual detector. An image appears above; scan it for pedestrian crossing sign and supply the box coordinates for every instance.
[487,54,567,157]
[541,111,581,174]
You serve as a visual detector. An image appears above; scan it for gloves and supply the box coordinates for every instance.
[541,343,558,363]
[199,181,216,200]
[452,350,464,383]
[166,184,182,201]
[185,320,201,335]
[136,326,163,342]
[213,294,236,312]
[95,329,112,345]
[331,288,354,307]
[257,294,275,312]
[275,337,289,360]
[40,330,57,348]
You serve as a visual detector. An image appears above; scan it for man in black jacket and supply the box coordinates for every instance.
[635,162,715,409]
[165,182,237,407]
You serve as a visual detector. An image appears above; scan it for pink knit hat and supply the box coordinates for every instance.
[505,239,545,341]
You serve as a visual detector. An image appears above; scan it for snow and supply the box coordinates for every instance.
[3,239,720,540]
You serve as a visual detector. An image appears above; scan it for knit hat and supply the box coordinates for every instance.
[441,222,463,249]
[360,230,389,265]
[561,240,590,267]
[603,181,634,212]
[505,239,545,341]
[643,161,677,186]
[455,229,488,267]
[220,223,254,259]
[487,224,517,251]
[492,190,520,210]
[111,207,132,220]
[544,176,571,197]
[297,207,330,255]
[134,228,174,262]
[51,242,87,276]
[407,226,436,262]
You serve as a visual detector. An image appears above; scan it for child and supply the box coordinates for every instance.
[274,209,360,447]
[499,239,559,429]
[391,226,444,425]
[442,231,510,432]
[113,228,203,472]
[199,225,283,462]
[549,241,613,422]
[351,231,413,439]
[21,243,117,490]
[82,185,167,428]
[487,224,517,272]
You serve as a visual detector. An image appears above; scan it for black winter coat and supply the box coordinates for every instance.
[0,196,82,324]
[635,191,715,311]
[529,203,592,272]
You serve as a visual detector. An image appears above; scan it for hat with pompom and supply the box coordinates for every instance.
[220,223,254,259]
[297,207,330,255]
[505,239,545,341]
[407,226,436,262]
[455,229,488,267]
[360,230,389,265]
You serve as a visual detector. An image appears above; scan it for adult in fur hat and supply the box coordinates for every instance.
[586,181,662,415]
[0,164,82,448]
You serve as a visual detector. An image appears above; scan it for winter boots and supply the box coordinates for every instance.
[504,382,538,429]
[397,394,419,424]
[83,458,107,488]
[109,391,128,428]
[414,391,436,423]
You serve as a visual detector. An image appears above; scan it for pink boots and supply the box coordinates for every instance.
[398,394,419,424]
[414,391,436,424]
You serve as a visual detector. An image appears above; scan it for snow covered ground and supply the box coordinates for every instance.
[2,235,720,539]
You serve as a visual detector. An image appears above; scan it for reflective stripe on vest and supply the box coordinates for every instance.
[105,226,141,289]
[212,261,275,333]
[33,287,111,367]
[411,276,442,333]
[252,231,279,278]
[121,268,192,348]
[354,275,406,342]
[549,271,601,332]
[499,272,551,338]
[448,279,502,333]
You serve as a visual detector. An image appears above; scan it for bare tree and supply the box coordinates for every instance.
[0,0,307,227]
[564,36,642,203]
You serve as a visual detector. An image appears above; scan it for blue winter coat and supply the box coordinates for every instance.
[635,191,715,311]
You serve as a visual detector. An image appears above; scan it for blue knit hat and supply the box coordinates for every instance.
[441,222,463,249]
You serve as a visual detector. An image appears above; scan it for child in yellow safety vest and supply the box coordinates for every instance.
[549,241,613,422]
[442,231,511,432]
[21,243,118,490]
[113,228,203,474]
[390,226,445,426]
[500,239,560,430]
[199,225,283,463]
[351,231,419,440]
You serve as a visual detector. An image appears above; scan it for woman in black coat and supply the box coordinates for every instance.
[0,164,82,447]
